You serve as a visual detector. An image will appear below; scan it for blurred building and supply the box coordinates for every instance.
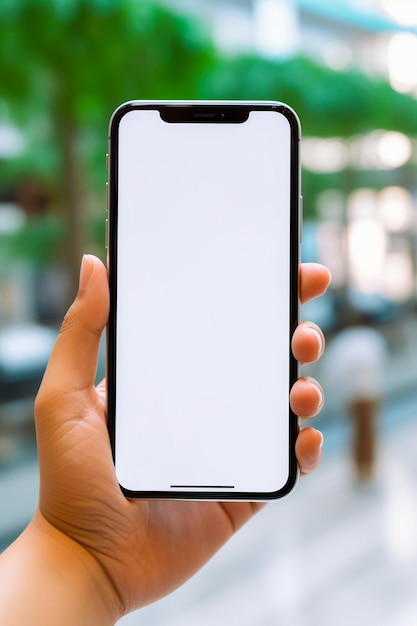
[162,0,417,85]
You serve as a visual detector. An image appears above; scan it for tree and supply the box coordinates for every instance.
[0,0,214,296]
[203,53,417,137]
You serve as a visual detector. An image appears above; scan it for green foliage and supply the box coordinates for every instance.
[0,0,217,271]
[0,0,214,121]
[0,215,65,267]
[2,0,416,167]
[202,54,417,137]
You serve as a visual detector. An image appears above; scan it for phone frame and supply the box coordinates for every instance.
[107,100,301,501]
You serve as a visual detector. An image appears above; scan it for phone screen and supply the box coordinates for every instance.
[107,102,300,499]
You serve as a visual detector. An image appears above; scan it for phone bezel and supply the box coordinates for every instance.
[107,101,301,501]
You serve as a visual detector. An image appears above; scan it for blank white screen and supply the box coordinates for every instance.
[114,108,293,495]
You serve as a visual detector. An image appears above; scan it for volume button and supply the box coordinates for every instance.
[299,195,303,244]
[105,218,109,249]
[106,182,109,213]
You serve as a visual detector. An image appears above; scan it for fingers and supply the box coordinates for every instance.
[293,264,329,477]
[295,427,323,476]
[299,263,331,305]
[290,376,323,418]
[37,255,109,399]
[292,321,324,364]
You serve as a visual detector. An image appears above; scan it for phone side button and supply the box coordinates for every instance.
[106,182,109,213]
[299,195,303,244]
[105,218,109,249]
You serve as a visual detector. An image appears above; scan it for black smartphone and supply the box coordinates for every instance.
[106,101,301,500]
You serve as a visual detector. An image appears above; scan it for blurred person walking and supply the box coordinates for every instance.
[323,317,388,485]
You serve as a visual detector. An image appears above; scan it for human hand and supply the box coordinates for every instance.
[0,256,330,625]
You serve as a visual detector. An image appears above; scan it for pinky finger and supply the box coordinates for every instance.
[295,427,324,477]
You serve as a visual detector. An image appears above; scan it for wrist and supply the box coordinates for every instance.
[0,510,122,626]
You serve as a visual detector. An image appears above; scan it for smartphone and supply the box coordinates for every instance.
[106,100,301,500]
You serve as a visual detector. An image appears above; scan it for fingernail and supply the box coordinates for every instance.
[316,385,325,412]
[306,325,324,356]
[316,430,324,449]
[79,254,94,290]
[308,378,324,412]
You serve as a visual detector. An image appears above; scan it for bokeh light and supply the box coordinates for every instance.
[387,32,417,94]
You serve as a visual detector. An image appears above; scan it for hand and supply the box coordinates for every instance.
[0,256,330,625]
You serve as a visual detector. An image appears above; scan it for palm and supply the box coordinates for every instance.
[122,499,259,609]
[37,381,261,614]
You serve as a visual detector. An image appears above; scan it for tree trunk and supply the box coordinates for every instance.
[59,119,85,305]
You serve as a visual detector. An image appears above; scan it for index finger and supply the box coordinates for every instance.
[299,263,331,304]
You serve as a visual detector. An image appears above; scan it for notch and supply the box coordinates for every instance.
[160,106,249,123]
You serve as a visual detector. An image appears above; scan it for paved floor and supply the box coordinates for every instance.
[119,390,417,626]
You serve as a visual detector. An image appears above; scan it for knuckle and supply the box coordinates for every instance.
[59,304,78,337]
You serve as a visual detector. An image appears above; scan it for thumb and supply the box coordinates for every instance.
[39,255,109,397]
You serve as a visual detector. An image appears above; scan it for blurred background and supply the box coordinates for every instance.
[1,0,417,623]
